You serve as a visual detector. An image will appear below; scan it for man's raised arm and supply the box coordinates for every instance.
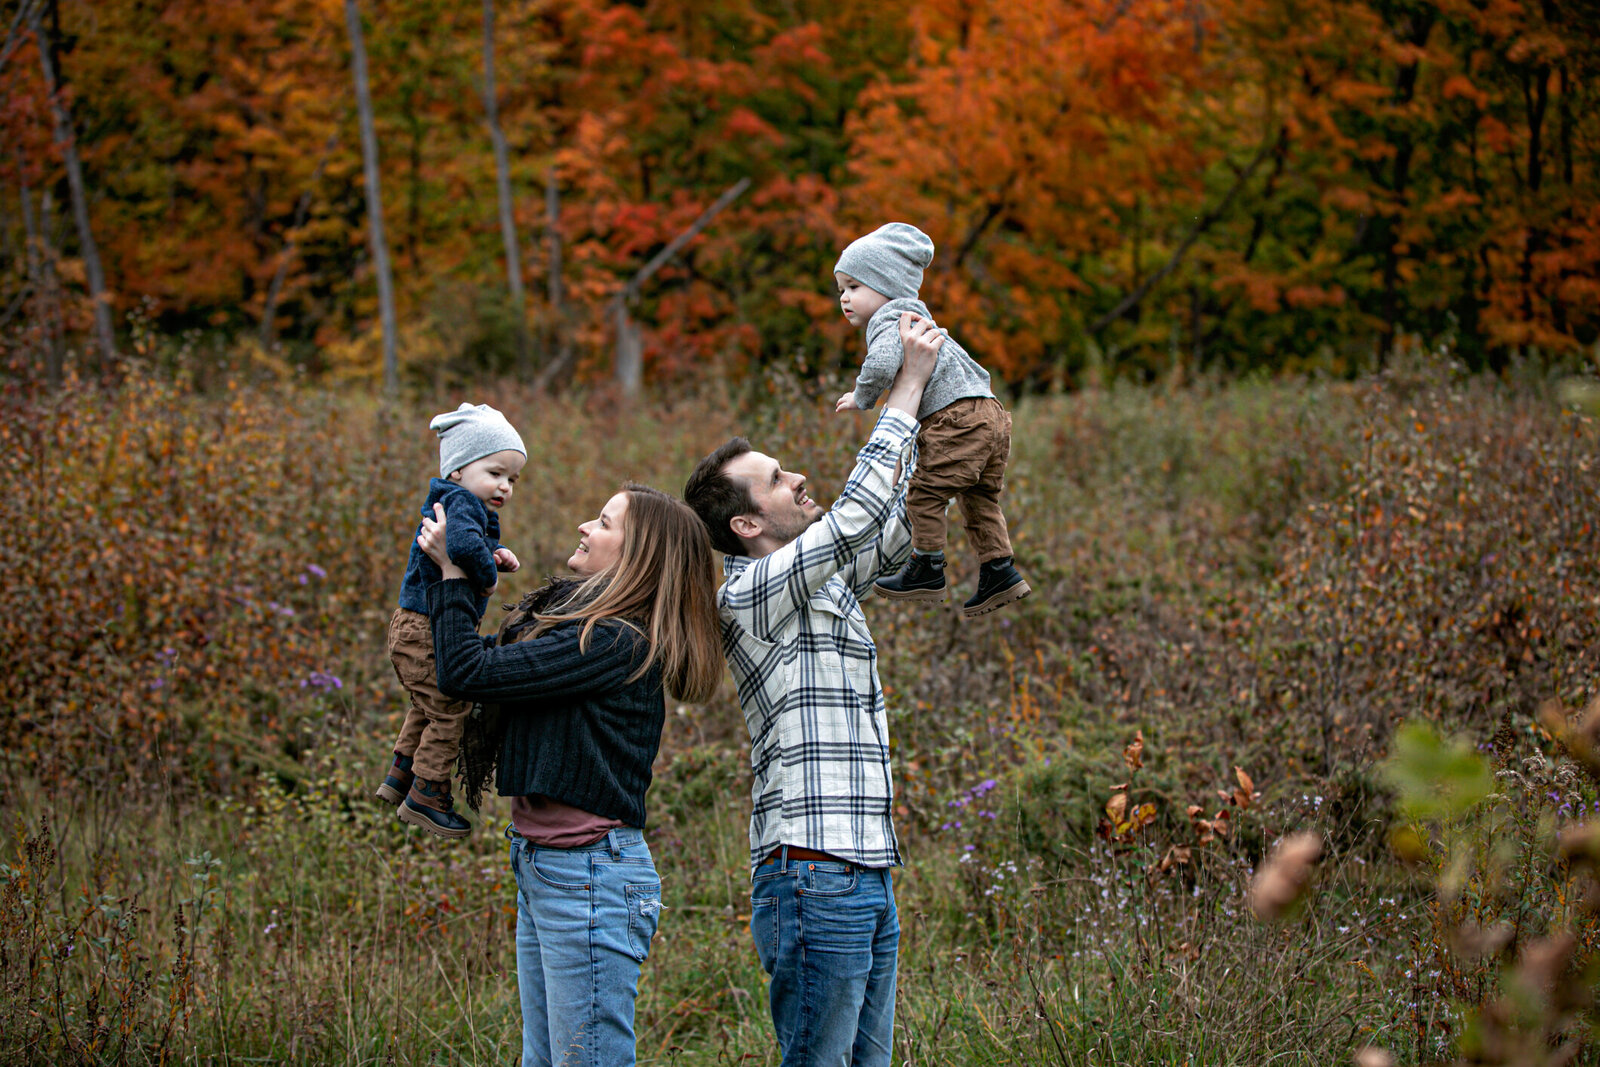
[882,312,944,418]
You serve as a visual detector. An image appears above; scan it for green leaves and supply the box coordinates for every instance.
[1381,720,1494,822]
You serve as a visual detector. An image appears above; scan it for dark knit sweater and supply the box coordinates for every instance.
[427,578,665,828]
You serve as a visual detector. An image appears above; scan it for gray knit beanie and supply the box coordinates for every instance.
[833,222,935,300]
[430,403,526,477]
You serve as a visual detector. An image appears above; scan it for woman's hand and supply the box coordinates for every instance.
[418,503,469,581]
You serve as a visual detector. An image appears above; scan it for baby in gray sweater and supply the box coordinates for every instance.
[832,222,1029,617]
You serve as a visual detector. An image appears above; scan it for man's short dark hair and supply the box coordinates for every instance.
[684,437,756,557]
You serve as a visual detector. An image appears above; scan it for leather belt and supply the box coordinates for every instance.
[764,845,846,865]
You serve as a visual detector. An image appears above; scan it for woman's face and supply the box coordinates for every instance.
[569,492,629,576]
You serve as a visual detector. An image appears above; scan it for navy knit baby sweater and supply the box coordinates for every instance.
[427,579,665,828]
[396,478,503,619]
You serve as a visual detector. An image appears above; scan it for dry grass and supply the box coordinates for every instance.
[2,352,1598,1064]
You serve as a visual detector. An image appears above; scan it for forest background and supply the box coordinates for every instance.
[3,0,1598,385]
[4,0,1600,1065]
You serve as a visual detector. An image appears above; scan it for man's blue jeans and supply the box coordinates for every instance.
[750,852,899,1066]
[508,827,662,1067]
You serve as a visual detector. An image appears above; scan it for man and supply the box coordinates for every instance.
[683,313,944,1066]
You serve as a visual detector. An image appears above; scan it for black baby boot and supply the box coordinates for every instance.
[874,552,948,602]
[963,557,1030,618]
[398,777,472,840]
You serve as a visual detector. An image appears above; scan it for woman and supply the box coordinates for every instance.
[417,483,723,1067]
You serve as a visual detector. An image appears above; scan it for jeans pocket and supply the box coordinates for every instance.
[798,863,859,898]
[750,895,778,975]
[626,881,663,962]
[530,851,592,892]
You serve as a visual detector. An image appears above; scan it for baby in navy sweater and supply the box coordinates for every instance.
[376,403,525,839]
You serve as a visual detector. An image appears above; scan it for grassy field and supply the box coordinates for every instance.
[2,355,1598,1065]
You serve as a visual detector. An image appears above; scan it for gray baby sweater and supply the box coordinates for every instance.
[850,297,993,420]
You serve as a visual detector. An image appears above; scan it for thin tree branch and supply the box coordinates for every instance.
[613,176,751,307]
[0,0,40,78]
[259,132,339,350]
[1088,136,1276,336]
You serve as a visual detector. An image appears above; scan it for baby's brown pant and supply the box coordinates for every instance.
[386,607,474,783]
[907,396,1014,563]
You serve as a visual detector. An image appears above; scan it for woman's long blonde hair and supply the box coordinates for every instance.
[531,484,723,703]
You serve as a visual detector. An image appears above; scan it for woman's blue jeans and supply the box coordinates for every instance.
[508,826,662,1067]
[750,853,899,1067]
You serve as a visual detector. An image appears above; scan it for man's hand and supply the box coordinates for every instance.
[883,312,945,419]
[494,546,521,573]
[835,391,860,413]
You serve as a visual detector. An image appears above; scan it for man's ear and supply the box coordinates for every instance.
[729,513,761,543]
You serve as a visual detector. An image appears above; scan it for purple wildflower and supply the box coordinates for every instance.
[301,670,343,691]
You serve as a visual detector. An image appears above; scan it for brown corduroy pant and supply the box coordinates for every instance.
[907,396,1015,563]
[385,607,474,782]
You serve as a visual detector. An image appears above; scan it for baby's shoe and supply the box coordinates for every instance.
[375,752,414,806]
[398,777,472,839]
[962,557,1030,618]
[874,552,948,602]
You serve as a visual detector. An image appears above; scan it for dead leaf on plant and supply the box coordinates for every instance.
[1249,830,1323,920]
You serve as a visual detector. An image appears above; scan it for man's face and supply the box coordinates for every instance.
[724,450,824,547]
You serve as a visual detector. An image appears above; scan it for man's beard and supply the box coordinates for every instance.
[763,505,823,546]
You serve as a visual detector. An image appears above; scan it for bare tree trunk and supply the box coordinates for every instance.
[481,0,529,372]
[30,1,114,374]
[610,176,749,396]
[612,303,642,396]
[344,0,398,394]
[15,156,62,385]
[533,164,573,392]
[260,134,337,352]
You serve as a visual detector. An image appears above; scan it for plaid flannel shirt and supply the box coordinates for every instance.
[719,409,919,872]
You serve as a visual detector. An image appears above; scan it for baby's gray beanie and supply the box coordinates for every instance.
[834,222,935,300]
[430,403,526,477]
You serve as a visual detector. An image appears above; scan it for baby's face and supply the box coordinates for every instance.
[835,272,889,328]
[449,449,526,509]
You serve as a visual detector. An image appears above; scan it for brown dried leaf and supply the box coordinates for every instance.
[1232,766,1258,809]
[1517,933,1577,992]
[1450,921,1514,961]
[1248,831,1323,920]
[1156,845,1192,874]
[1168,939,1200,961]
[1124,729,1145,772]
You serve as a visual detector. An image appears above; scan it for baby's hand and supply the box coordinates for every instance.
[835,391,860,413]
[494,547,521,573]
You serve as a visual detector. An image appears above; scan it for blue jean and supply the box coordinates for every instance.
[750,852,899,1067]
[508,826,662,1067]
